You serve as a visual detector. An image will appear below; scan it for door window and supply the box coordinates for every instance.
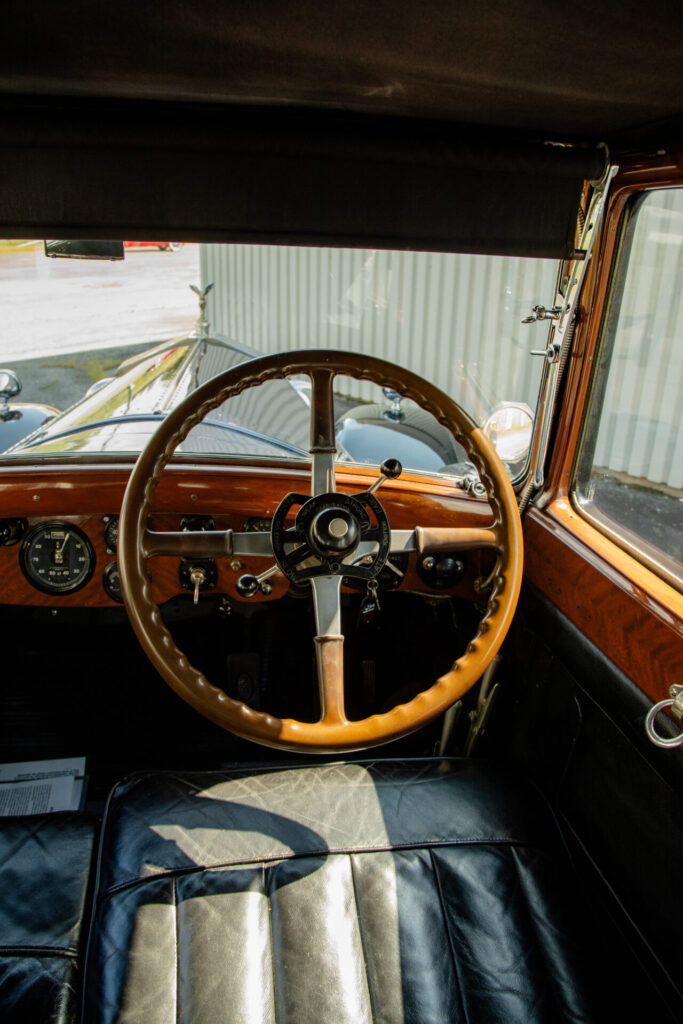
[573,187,682,588]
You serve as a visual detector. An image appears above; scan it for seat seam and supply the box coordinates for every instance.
[266,862,279,1024]
[173,874,180,1024]
[349,854,377,1024]
[0,945,78,959]
[99,837,544,900]
[428,848,470,1024]
[107,759,472,796]
[508,846,578,1022]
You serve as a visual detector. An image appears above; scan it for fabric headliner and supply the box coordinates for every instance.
[2,0,682,148]
[0,100,605,258]
[2,1,677,255]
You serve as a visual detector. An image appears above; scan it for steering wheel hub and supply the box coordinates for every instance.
[310,507,359,555]
[271,489,391,583]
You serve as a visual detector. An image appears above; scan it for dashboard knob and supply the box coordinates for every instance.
[0,518,26,546]
[236,574,260,598]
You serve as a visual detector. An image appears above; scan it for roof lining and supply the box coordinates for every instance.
[0,99,605,259]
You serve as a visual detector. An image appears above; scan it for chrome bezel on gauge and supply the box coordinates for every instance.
[103,515,119,553]
[20,521,96,595]
[102,561,124,603]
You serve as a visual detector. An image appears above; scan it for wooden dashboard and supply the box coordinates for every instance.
[0,460,495,608]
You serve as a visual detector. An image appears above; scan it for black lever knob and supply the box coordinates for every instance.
[380,458,402,479]
[366,458,402,496]
[236,574,260,598]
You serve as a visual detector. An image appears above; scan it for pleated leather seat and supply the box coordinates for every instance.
[84,760,610,1023]
[0,813,96,1024]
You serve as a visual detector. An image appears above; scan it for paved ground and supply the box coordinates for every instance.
[0,242,201,409]
[0,242,200,361]
[0,343,152,410]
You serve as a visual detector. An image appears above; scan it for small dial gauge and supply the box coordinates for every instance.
[103,561,123,603]
[20,522,95,594]
[103,516,119,553]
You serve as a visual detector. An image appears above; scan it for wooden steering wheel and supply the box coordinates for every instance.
[118,350,523,752]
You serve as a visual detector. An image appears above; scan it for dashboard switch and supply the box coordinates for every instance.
[179,557,217,600]
[190,566,207,604]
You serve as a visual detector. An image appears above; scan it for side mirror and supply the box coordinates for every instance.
[44,240,125,260]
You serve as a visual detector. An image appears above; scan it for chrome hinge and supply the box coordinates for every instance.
[524,305,564,363]
[522,304,562,324]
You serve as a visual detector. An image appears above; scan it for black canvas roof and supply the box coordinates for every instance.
[1,2,680,255]
[4,1,681,151]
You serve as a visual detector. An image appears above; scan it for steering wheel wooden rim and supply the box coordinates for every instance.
[119,350,523,752]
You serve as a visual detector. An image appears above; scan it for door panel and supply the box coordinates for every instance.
[487,585,683,1020]
[487,160,683,1020]
[524,502,682,706]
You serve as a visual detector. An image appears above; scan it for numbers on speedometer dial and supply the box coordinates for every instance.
[20,523,95,594]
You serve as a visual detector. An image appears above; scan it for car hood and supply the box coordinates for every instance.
[11,333,312,459]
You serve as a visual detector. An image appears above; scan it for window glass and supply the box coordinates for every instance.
[0,240,558,481]
[574,188,683,586]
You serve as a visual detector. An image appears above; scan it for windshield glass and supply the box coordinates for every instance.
[0,240,558,479]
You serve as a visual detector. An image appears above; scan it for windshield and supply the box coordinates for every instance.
[0,240,558,479]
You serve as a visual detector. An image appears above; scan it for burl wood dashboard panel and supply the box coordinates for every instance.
[0,461,494,607]
[524,500,683,706]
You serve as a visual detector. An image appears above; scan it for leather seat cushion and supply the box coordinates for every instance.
[85,760,610,1023]
[0,813,96,1024]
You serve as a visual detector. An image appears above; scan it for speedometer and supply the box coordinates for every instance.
[20,522,95,594]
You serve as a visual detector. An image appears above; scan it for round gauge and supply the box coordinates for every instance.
[103,516,119,553]
[103,561,123,603]
[20,522,95,594]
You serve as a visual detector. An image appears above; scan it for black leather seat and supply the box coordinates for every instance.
[0,813,96,1024]
[83,759,623,1023]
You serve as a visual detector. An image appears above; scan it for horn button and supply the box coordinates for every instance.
[309,507,360,556]
[271,489,391,583]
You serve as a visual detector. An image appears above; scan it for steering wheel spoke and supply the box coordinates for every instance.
[415,525,501,553]
[311,574,342,635]
[311,452,336,496]
[282,541,315,570]
[142,529,274,558]
[311,575,347,725]
[315,636,346,725]
[387,526,501,556]
[388,529,417,554]
[231,532,276,557]
[143,528,233,558]
[309,368,337,496]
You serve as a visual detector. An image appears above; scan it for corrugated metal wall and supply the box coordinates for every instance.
[593,187,682,489]
[201,239,681,488]
[200,244,556,423]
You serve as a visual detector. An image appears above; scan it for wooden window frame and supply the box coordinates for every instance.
[522,154,683,705]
